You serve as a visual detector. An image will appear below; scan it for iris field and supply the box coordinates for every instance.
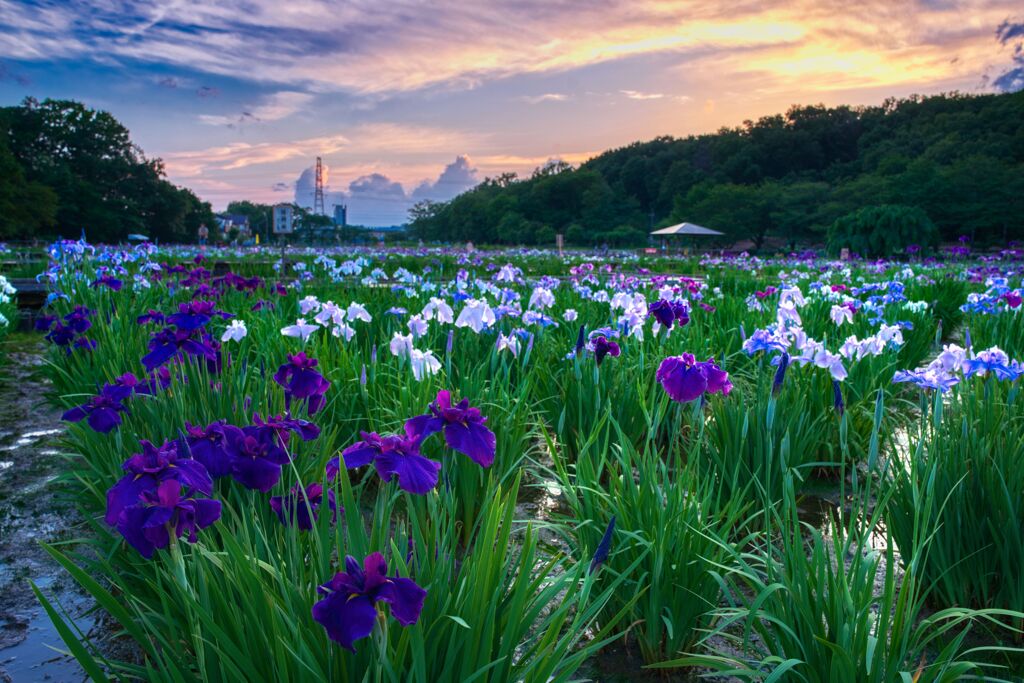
[24,240,1024,681]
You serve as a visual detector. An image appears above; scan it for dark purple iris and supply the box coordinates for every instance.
[311,552,426,652]
[1002,292,1022,309]
[45,322,76,347]
[63,306,94,334]
[62,391,127,433]
[772,352,790,396]
[575,324,587,354]
[405,390,496,468]
[648,299,690,329]
[141,327,217,372]
[330,429,440,495]
[137,310,166,325]
[105,439,214,530]
[832,380,845,415]
[34,314,57,332]
[166,300,232,331]
[656,353,733,403]
[273,353,330,415]
[590,516,616,573]
[254,412,322,444]
[184,420,240,478]
[90,275,123,291]
[590,335,621,366]
[269,482,337,530]
[113,479,221,558]
[221,425,291,492]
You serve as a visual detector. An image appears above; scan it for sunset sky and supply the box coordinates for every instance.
[1,1,1022,225]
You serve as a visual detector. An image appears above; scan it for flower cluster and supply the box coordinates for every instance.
[331,390,496,494]
[894,344,1023,392]
[104,439,220,558]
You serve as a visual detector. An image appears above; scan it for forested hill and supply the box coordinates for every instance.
[410,91,1024,250]
[0,98,214,243]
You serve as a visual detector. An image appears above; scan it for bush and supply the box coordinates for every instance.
[827,205,938,258]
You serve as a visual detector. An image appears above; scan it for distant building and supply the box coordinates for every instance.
[333,204,348,227]
[273,204,295,234]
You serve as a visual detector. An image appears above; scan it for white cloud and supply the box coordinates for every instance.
[620,89,665,100]
[293,156,481,226]
[4,1,1017,96]
[520,93,570,104]
[199,90,314,126]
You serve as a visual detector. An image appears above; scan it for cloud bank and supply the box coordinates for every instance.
[293,156,480,226]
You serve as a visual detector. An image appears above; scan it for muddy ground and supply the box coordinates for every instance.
[0,342,89,683]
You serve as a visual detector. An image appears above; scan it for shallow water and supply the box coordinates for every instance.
[0,346,88,683]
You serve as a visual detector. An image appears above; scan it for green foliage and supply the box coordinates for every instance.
[413,92,1024,248]
[827,205,939,257]
[887,384,1024,619]
[0,97,215,242]
[543,416,751,663]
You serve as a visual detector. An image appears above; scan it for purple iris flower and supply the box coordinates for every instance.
[185,420,240,478]
[311,552,426,652]
[575,325,586,354]
[649,299,691,329]
[331,429,441,495]
[273,353,331,415]
[113,479,221,558]
[63,306,94,334]
[90,275,123,291]
[590,335,621,366]
[254,412,322,444]
[269,482,337,530]
[166,300,232,331]
[221,425,292,492]
[105,439,213,528]
[137,310,166,325]
[141,327,217,372]
[62,392,127,433]
[772,352,790,396]
[405,390,497,468]
[648,299,675,328]
[590,516,616,573]
[656,354,733,403]
[34,314,57,332]
[45,322,76,347]
[832,380,844,415]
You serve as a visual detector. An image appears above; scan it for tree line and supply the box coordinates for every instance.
[0,98,214,243]
[411,91,1024,252]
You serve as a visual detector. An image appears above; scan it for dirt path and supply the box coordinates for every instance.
[0,343,88,683]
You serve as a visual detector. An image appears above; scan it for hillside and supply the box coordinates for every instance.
[411,91,1024,249]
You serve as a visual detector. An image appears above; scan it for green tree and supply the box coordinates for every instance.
[0,135,57,238]
[827,205,939,257]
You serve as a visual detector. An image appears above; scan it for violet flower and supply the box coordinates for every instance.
[105,439,213,528]
[590,335,621,366]
[656,354,733,403]
[114,479,221,558]
[405,390,496,468]
[590,516,616,573]
[273,352,331,415]
[62,393,126,433]
[311,552,426,652]
[330,429,441,495]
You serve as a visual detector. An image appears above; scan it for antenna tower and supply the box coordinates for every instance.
[313,156,325,215]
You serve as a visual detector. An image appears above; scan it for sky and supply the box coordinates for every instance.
[1,1,1022,226]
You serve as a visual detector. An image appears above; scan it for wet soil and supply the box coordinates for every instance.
[0,342,88,683]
